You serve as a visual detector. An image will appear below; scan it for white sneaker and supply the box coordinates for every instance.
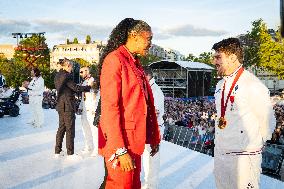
[66,154,82,161]
[54,151,64,159]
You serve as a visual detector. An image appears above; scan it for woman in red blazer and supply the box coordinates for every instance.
[98,18,160,189]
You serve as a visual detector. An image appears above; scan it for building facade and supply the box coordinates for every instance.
[149,44,184,61]
[0,44,15,59]
[50,41,104,70]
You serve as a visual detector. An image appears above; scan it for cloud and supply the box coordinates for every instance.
[0,18,228,47]
[162,24,227,37]
[0,19,31,37]
[0,18,113,42]
[33,20,113,38]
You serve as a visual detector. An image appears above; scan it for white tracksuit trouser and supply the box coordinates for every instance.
[30,96,44,127]
[142,126,164,189]
[214,151,261,189]
[81,110,98,153]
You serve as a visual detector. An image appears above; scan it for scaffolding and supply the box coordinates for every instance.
[149,60,214,98]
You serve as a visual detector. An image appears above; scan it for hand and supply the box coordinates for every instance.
[118,153,135,172]
[150,144,159,157]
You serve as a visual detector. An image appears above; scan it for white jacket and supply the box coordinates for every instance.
[79,76,96,114]
[28,76,44,97]
[214,67,276,152]
[149,78,165,126]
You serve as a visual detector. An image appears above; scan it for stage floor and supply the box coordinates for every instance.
[0,104,283,189]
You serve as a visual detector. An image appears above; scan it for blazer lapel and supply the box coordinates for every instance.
[118,46,148,101]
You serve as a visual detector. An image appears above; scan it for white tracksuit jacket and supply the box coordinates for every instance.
[28,76,45,127]
[214,67,276,189]
[79,76,99,153]
[143,78,165,189]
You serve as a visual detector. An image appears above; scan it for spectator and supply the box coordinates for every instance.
[0,70,6,88]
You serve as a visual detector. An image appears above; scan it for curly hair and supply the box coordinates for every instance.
[96,18,151,86]
[212,38,243,64]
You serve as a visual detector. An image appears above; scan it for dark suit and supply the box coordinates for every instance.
[54,69,90,155]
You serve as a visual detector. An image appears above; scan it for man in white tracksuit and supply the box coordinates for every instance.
[212,38,276,189]
[79,67,99,156]
[143,68,165,189]
[27,68,45,128]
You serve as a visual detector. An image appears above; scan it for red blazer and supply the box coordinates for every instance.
[98,45,160,158]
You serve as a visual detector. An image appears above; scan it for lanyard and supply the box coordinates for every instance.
[221,67,244,117]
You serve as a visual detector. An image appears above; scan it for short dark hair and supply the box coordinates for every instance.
[33,68,41,77]
[212,38,243,64]
[58,58,72,66]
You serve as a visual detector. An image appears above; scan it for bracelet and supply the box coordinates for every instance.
[115,147,128,157]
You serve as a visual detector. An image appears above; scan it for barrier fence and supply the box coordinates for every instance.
[163,124,284,180]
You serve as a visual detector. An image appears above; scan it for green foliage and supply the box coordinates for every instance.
[73,37,79,44]
[139,54,161,66]
[66,38,71,44]
[71,58,91,67]
[184,52,212,65]
[86,35,91,44]
[0,34,56,89]
[244,19,284,78]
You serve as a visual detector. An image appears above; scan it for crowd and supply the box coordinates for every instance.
[271,103,284,144]
[164,97,284,146]
[164,97,216,145]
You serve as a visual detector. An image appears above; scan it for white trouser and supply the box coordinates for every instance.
[214,150,261,189]
[30,96,44,127]
[81,110,98,153]
[142,125,164,189]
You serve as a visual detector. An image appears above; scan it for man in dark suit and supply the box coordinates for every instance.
[54,58,91,159]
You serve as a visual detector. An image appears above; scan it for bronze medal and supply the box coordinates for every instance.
[218,116,227,129]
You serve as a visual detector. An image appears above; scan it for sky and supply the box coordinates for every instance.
[0,0,280,56]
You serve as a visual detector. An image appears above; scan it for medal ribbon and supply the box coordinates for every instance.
[221,67,244,117]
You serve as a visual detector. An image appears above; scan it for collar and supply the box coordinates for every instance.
[149,78,155,86]
[224,65,243,79]
[119,45,138,64]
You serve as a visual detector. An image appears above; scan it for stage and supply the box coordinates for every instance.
[0,104,283,189]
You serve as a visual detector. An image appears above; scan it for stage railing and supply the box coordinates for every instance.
[163,124,284,180]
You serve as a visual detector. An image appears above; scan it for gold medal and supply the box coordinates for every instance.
[218,117,227,129]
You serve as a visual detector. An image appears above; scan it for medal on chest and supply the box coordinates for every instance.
[218,67,244,130]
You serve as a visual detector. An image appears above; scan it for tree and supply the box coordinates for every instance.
[86,35,91,44]
[71,58,91,67]
[73,37,79,44]
[184,53,196,61]
[243,19,263,68]
[139,54,161,66]
[197,52,212,64]
[244,19,284,78]
[11,34,54,88]
[66,38,71,44]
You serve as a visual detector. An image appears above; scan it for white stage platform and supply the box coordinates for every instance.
[0,104,283,189]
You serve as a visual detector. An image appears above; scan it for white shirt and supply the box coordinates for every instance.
[28,76,45,96]
[214,67,276,152]
[149,78,165,126]
[79,76,97,112]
